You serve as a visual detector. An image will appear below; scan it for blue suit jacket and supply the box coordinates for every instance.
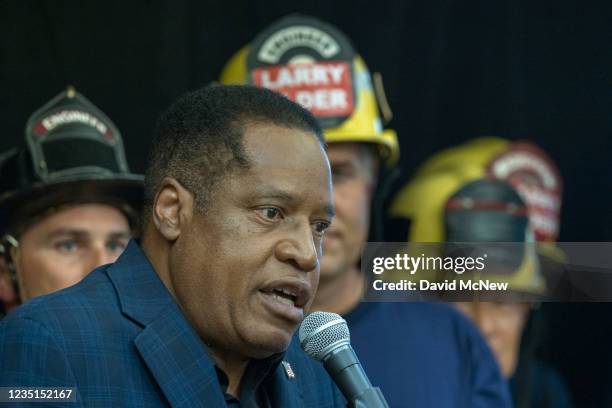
[0,241,344,407]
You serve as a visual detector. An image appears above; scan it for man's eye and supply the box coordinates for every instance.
[313,221,330,235]
[257,207,282,220]
[106,240,128,253]
[54,240,78,253]
[331,166,356,182]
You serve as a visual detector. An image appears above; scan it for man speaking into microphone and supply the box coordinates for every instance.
[221,14,511,408]
[0,85,344,407]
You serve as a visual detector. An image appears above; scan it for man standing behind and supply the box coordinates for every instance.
[0,87,143,316]
[0,85,343,407]
[221,15,511,407]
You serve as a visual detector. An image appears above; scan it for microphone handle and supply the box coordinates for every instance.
[323,345,389,407]
[354,388,389,408]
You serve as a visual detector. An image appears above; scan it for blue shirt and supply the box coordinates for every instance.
[345,301,512,408]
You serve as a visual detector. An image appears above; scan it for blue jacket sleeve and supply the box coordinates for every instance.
[0,316,82,407]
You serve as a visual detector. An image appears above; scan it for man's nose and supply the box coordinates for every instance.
[274,223,318,272]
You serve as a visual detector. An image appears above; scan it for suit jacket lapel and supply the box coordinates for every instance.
[134,302,226,408]
[266,360,304,408]
[107,241,226,407]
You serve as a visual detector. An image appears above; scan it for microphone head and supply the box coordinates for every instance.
[299,311,350,361]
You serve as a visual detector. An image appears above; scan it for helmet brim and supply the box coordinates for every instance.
[0,175,144,234]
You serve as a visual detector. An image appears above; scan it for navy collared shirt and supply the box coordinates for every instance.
[214,353,284,407]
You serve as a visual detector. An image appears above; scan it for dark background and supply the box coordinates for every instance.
[1,1,611,406]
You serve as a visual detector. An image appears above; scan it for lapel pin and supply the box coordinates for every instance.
[282,361,295,379]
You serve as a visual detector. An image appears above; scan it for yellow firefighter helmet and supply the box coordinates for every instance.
[389,137,565,296]
[219,14,399,166]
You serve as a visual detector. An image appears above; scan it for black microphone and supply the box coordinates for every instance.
[299,311,389,408]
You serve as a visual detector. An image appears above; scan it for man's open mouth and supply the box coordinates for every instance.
[258,279,312,323]
[268,288,298,307]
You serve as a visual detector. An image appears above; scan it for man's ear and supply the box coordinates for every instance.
[151,177,195,241]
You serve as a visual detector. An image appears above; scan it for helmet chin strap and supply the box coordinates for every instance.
[372,72,393,125]
[0,234,23,306]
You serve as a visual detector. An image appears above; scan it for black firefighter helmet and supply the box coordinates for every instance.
[0,87,144,238]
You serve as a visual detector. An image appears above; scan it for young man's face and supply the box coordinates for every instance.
[11,203,131,301]
[321,143,376,282]
[168,123,334,359]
